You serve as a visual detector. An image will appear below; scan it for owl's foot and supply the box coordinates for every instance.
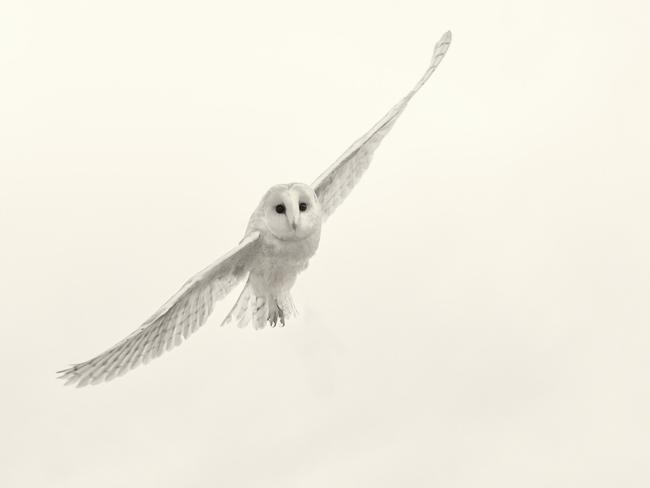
[268,305,285,328]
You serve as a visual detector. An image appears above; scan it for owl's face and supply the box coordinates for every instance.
[261,183,322,240]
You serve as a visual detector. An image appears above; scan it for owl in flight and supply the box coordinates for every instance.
[59,31,452,387]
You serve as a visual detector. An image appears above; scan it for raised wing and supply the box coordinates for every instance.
[312,31,452,220]
[58,232,261,387]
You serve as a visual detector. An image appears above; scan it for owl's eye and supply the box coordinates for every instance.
[275,204,286,214]
[299,202,308,212]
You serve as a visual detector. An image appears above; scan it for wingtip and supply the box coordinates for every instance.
[430,30,452,67]
[436,30,452,50]
[57,365,84,387]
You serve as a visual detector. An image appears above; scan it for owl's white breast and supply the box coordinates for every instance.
[249,228,321,296]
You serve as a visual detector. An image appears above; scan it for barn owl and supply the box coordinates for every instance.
[59,31,452,387]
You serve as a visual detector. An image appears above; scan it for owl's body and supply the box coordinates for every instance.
[251,227,320,298]
[237,231,321,328]
[232,184,323,328]
[59,31,452,386]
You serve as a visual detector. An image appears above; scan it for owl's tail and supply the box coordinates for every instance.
[221,278,296,329]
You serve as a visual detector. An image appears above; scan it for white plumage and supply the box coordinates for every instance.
[59,31,452,387]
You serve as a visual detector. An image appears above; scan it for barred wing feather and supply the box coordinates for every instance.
[312,31,452,220]
[58,232,261,387]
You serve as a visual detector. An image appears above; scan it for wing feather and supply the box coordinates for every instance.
[312,31,452,220]
[58,231,261,387]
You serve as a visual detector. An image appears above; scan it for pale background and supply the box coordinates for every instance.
[1,0,649,486]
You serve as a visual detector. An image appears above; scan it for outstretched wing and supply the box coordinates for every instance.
[58,231,261,387]
[312,31,452,220]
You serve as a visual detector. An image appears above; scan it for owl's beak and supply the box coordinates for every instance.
[291,220,298,231]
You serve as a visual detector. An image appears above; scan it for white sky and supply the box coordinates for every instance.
[1,1,649,486]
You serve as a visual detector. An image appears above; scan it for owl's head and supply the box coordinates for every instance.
[260,183,322,240]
